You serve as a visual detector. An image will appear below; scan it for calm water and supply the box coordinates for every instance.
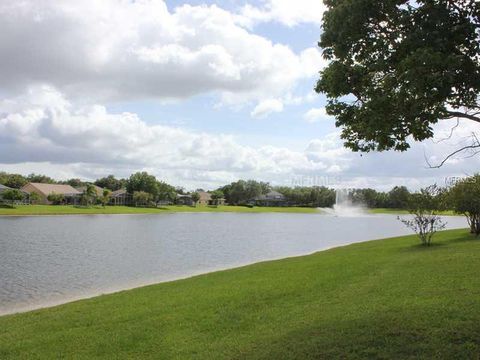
[0,213,467,314]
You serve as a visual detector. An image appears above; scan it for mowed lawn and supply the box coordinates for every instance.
[369,208,457,216]
[1,229,479,359]
[0,204,319,216]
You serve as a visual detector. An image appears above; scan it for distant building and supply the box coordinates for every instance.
[198,191,211,206]
[0,184,29,204]
[176,194,194,206]
[0,184,11,194]
[109,189,133,206]
[21,183,82,204]
[252,190,287,207]
[75,184,105,197]
[0,184,12,201]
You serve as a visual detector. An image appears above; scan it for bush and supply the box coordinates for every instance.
[133,191,152,207]
[399,185,446,246]
[2,189,25,207]
[47,192,65,205]
[29,192,41,204]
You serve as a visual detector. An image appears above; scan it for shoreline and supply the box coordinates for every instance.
[0,205,320,217]
[1,228,477,359]
[0,233,408,317]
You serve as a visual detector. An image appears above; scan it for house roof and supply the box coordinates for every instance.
[177,194,192,198]
[0,184,12,193]
[23,183,81,196]
[111,189,128,197]
[198,191,212,201]
[76,185,104,196]
[255,190,285,201]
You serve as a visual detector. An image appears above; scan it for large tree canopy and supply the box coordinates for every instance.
[316,0,480,153]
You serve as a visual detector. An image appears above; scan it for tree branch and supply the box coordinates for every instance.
[432,118,460,143]
[426,133,480,169]
[446,111,480,123]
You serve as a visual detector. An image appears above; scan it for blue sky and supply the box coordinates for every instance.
[0,0,478,190]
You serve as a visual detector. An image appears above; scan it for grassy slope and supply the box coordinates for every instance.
[0,229,479,359]
[0,204,319,216]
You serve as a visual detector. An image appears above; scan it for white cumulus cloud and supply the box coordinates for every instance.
[0,0,326,105]
[2,86,479,190]
[304,107,332,123]
[238,0,326,27]
[251,99,284,118]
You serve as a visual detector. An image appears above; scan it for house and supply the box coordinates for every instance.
[176,194,194,206]
[0,184,12,201]
[0,184,11,198]
[109,189,133,206]
[198,191,211,206]
[0,184,29,204]
[20,183,82,205]
[252,190,287,207]
[76,184,105,197]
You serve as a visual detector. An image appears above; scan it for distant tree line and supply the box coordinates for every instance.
[274,186,335,208]
[2,171,480,220]
[219,180,270,205]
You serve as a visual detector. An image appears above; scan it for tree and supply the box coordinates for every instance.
[191,192,200,207]
[317,1,480,162]
[399,185,446,246]
[26,173,55,184]
[2,189,24,207]
[95,175,125,191]
[157,181,176,205]
[210,190,224,206]
[133,191,152,207]
[29,192,41,204]
[448,174,480,235]
[47,192,65,205]
[100,189,111,208]
[63,178,86,188]
[80,184,97,207]
[127,172,159,198]
[220,180,269,205]
[4,174,27,189]
[388,186,411,209]
[350,188,379,208]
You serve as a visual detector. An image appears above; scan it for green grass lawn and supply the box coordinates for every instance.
[369,208,457,216]
[0,229,479,359]
[0,204,319,216]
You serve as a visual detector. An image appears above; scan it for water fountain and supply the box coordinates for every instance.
[320,188,365,216]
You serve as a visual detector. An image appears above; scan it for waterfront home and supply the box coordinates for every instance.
[109,189,133,206]
[252,190,287,207]
[0,184,29,204]
[176,194,194,206]
[21,183,82,205]
[76,185,105,197]
[198,191,211,206]
[0,184,12,199]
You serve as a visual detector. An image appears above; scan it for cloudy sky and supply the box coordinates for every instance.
[1,0,479,190]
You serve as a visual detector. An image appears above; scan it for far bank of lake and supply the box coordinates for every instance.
[0,204,319,216]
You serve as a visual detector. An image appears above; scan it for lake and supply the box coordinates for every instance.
[0,213,467,315]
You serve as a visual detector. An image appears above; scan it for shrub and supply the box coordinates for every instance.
[133,191,152,207]
[47,192,65,205]
[29,192,41,204]
[2,189,25,207]
[399,185,446,246]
